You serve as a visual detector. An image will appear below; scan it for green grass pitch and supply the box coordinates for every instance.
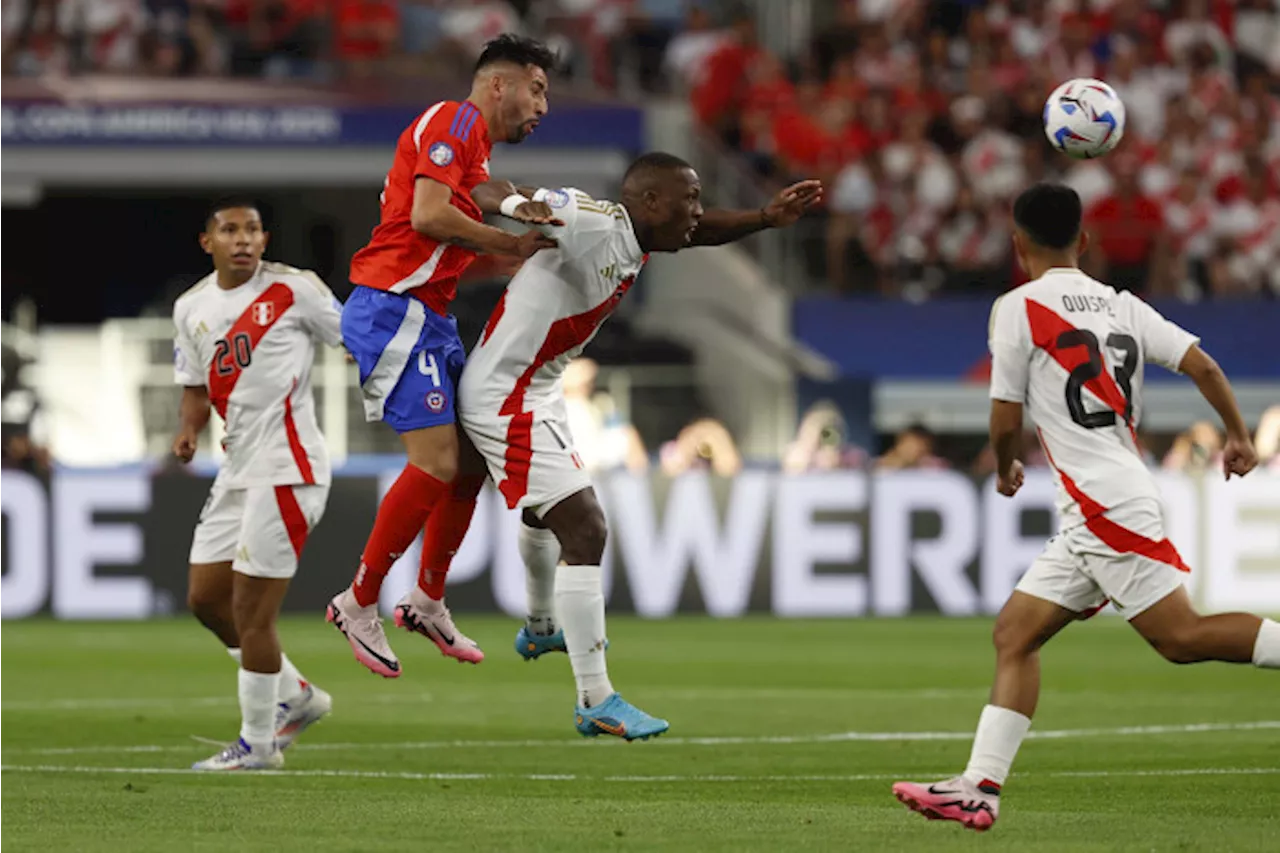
[3,615,1277,852]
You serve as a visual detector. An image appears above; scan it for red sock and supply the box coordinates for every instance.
[352,465,449,607]
[418,474,485,599]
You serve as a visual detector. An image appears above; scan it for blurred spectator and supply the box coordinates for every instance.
[334,0,398,78]
[934,183,1009,294]
[1086,162,1166,294]
[782,400,868,473]
[660,417,742,477]
[875,423,947,470]
[562,358,648,475]
[1255,405,1280,473]
[1209,162,1280,297]
[1162,420,1225,474]
[224,0,329,79]
[662,3,726,90]
[1,334,51,476]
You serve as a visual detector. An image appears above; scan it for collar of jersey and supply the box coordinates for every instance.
[618,205,645,264]
[1040,267,1080,276]
[212,261,263,293]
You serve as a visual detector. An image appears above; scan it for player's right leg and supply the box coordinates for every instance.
[188,488,326,752]
[513,508,567,660]
[328,287,466,677]
[1129,584,1280,668]
[394,430,487,664]
[893,536,1086,831]
[540,487,668,741]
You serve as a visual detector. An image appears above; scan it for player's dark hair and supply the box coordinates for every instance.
[474,34,558,74]
[1012,183,1082,250]
[204,196,263,229]
[622,152,695,186]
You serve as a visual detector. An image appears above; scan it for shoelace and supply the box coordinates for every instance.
[217,740,251,762]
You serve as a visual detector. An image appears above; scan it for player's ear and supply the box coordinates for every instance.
[1075,229,1089,257]
[198,231,213,256]
[262,230,271,251]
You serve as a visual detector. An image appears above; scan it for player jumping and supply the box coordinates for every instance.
[455,153,821,738]
[326,35,561,676]
[174,199,344,770]
[892,183,1279,831]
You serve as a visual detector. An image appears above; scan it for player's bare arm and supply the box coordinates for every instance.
[690,180,823,246]
[989,400,1025,497]
[173,385,211,463]
[1177,344,1259,479]
[471,180,563,226]
[412,177,556,258]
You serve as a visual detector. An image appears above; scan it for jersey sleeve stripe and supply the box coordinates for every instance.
[448,103,468,137]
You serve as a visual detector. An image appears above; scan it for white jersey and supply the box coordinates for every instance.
[459,188,648,419]
[174,260,344,489]
[988,268,1199,529]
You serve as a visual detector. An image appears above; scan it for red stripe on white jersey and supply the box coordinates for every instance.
[274,485,310,560]
[1026,298,1138,445]
[481,290,507,346]
[282,380,315,485]
[208,282,295,418]
[1041,437,1190,573]
[496,273,638,508]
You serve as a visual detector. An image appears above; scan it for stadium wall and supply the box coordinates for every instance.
[3,468,1277,620]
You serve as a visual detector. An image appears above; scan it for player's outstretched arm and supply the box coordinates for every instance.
[690,180,823,246]
[1178,345,1259,479]
[471,181,563,226]
[412,177,556,258]
[173,386,211,463]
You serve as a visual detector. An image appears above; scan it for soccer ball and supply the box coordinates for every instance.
[1043,78,1126,159]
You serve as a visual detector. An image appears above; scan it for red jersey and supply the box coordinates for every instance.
[349,100,493,317]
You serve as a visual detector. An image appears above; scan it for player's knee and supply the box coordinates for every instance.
[992,610,1037,658]
[1147,628,1203,665]
[188,588,227,630]
[559,509,608,565]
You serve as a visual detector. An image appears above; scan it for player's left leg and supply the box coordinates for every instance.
[194,485,330,770]
[1129,585,1280,668]
[894,533,1088,831]
[540,487,669,741]
[394,431,487,664]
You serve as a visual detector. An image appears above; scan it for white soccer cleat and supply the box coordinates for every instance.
[393,594,485,664]
[275,683,332,751]
[326,587,402,678]
[892,775,1000,832]
[192,738,284,771]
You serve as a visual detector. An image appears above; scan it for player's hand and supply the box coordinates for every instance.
[762,180,824,228]
[996,460,1025,497]
[1221,436,1258,480]
[510,200,564,226]
[172,430,199,464]
[512,230,558,258]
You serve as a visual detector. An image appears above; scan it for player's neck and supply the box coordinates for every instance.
[1024,254,1078,280]
[465,90,500,141]
[215,266,256,291]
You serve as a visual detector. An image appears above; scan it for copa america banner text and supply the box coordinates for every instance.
[3,469,1277,620]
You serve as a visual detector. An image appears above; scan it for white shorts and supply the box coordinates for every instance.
[461,406,591,518]
[189,483,329,578]
[1015,498,1189,620]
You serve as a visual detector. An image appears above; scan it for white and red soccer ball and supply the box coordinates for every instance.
[1043,78,1127,160]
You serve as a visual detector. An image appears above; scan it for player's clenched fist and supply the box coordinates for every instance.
[1221,436,1258,480]
[172,429,199,463]
[996,460,1025,497]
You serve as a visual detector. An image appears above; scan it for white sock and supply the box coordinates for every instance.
[962,704,1032,789]
[519,522,560,635]
[238,668,280,751]
[1253,618,1280,669]
[556,564,613,708]
[229,648,307,703]
[409,584,447,615]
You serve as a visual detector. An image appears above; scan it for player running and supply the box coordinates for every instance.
[326,35,561,676]
[173,199,344,770]
[456,153,821,738]
[892,183,1279,831]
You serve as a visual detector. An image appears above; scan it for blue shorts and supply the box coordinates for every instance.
[342,285,466,434]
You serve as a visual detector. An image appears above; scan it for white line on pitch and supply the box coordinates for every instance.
[6,720,1277,757]
[2,765,1277,784]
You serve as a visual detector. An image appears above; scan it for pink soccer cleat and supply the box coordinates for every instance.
[393,593,484,664]
[326,588,402,678]
[892,775,1000,832]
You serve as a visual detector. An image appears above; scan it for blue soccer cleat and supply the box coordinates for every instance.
[514,626,567,661]
[574,693,669,741]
